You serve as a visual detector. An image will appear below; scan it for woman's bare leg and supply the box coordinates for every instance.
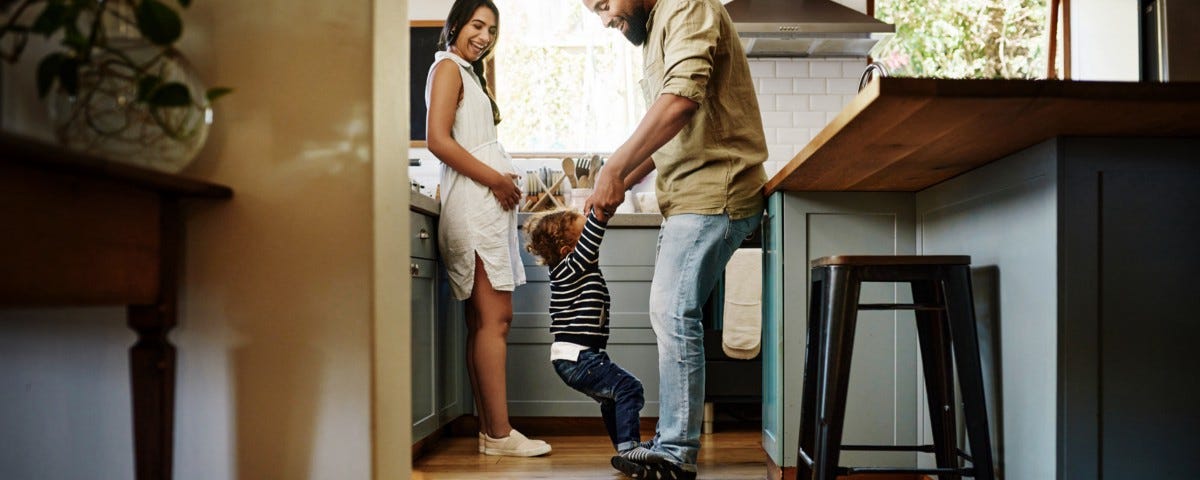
[467,254,513,437]
[464,300,487,433]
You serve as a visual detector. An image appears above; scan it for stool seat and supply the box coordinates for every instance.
[796,256,995,480]
[811,255,971,267]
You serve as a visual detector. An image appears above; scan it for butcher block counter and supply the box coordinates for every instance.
[765,77,1200,193]
[758,78,1200,480]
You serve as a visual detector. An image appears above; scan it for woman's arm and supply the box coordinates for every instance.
[426,60,521,210]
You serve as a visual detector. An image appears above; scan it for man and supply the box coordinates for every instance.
[582,0,768,477]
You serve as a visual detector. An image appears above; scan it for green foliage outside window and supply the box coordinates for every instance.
[874,0,1049,79]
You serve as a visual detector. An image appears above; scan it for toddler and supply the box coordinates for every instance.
[524,209,666,467]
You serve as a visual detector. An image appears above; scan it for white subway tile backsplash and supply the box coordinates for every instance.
[757,95,776,112]
[749,60,776,78]
[810,95,846,112]
[827,78,860,94]
[809,61,844,78]
[761,127,777,144]
[776,60,809,78]
[767,144,795,163]
[776,95,808,111]
[826,111,841,124]
[758,78,793,94]
[777,128,811,144]
[842,60,867,79]
[760,111,793,128]
[792,78,825,94]
[793,111,827,128]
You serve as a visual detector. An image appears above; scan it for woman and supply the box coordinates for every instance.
[425,0,551,457]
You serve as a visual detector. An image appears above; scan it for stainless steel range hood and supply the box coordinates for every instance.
[724,0,895,57]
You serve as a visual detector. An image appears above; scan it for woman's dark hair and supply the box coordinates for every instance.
[438,0,502,125]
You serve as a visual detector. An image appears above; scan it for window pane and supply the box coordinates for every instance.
[493,0,645,152]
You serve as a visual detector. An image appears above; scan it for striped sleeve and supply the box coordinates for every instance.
[572,212,608,264]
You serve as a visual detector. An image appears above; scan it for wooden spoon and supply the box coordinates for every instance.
[562,157,577,188]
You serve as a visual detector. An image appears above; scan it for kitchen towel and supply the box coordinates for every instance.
[722,248,762,360]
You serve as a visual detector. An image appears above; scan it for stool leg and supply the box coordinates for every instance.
[942,266,996,480]
[796,268,829,480]
[814,266,860,480]
[912,279,961,480]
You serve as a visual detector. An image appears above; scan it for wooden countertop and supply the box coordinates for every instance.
[765,78,1200,193]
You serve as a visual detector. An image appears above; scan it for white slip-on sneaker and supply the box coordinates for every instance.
[478,432,484,453]
[482,429,551,457]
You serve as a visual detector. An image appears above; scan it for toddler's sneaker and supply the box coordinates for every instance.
[611,455,697,480]
[482,429,552,457]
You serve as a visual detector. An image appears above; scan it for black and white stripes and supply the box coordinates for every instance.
[548,213,610,349]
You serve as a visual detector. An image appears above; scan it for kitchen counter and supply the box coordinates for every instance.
[765,77,1200,193]
[410,192,663,228]
[758,79,1200,479]
[517,212,663,228]
[409,191,440,216]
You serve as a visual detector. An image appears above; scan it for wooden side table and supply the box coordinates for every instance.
[0,133,233,480]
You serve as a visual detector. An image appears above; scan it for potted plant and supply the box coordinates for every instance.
[0,0,231,172]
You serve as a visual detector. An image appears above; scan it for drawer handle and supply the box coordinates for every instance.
[410,263,420,276]
[418,229,430,240]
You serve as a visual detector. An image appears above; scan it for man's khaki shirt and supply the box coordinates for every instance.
[641,0,767,220]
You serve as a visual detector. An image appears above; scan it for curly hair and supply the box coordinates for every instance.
[523,209,582,267]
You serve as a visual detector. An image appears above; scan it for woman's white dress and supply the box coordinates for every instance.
[425,51,525,300]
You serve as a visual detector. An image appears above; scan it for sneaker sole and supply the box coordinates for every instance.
[482,444,552,457]
[610,456,696,480]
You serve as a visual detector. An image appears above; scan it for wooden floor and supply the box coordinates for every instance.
[413,429,768,479]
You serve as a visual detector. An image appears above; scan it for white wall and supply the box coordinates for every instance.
[0,0,396,478]
[410,0,453,20]
[1070,0,1140,81]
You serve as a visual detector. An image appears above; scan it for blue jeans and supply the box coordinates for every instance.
[552,349,646,452]
[647,212,761,467]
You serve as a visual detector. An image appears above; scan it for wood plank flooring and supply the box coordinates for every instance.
[413,429,768,479]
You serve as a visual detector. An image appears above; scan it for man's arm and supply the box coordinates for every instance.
[585,94,697,215]
[624,156,656,190]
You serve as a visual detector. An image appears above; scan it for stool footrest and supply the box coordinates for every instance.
[838,466,977,477]
[857,303,945,311]
[840,444,975,461]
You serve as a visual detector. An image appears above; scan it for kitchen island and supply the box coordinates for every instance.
[761,78,1200,480]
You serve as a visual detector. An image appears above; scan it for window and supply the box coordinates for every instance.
[874,0,1050,79]
[492,0,646,153]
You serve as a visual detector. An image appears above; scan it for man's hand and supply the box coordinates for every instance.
[584,168,624,219]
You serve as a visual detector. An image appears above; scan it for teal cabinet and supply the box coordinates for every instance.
[410,210,468,444]
[760,191,919,470]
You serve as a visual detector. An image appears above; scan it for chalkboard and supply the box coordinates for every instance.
[410,24,443,141]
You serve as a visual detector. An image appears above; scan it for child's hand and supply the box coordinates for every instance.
[489,172,522,210]
[591,205,609,222]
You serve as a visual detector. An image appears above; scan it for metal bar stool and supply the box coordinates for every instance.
[796,255,996,480]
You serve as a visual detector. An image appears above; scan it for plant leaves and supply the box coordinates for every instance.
[148,82,192,107]
[205,87,232,103]
[137,74,164,102]
[36,53,67,98]
[32,1,68,37]
[58,57,80,96]
[136,0,183,45]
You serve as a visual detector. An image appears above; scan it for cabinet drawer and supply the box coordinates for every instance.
[409,212,437,260]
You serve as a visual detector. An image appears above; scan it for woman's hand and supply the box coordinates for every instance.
[489,172,522,211]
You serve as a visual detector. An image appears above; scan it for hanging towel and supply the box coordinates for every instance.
[722,248,762,360]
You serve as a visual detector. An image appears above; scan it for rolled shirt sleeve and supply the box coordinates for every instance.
[658,0,720,104]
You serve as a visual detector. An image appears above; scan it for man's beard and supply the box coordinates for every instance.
[622,6,650,46]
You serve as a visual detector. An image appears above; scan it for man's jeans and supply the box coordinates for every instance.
[552,349,646,452]
[647,212,761,467]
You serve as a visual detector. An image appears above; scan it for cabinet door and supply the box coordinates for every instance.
[437,262,467,423]
[411,257,438,440]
